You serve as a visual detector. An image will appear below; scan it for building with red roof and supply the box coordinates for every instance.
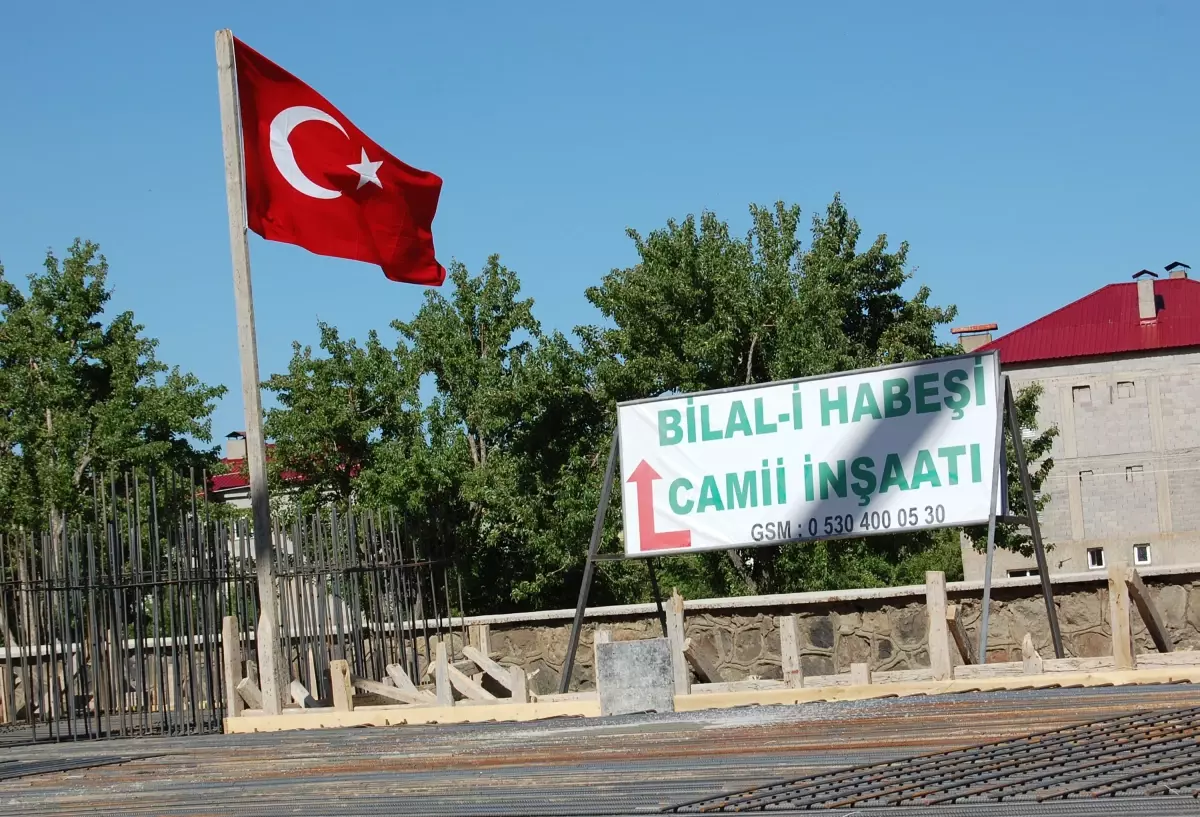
[209,431,304,507]
[954,263,1200,581]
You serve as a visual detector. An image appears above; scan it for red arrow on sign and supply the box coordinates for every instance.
[627,460,692,552]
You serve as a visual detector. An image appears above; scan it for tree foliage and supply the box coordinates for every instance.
[0,240,225,531]
[264,196,1051,613]
[582,197,962,597]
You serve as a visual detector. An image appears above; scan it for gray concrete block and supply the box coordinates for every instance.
[596,637,674,717]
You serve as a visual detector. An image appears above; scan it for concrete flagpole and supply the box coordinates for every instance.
[214,28,284,715]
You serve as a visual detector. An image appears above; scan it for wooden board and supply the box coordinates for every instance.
[385,664,419,692]
[224,698,601,733]
[926,571,952,680]
[779,614,802,689]
[1127,569,1174,653]
[352,675,435,705]
[1109,566,1135,671]
[447,664,496,701]
[947,605,974,665]
[462,646,517,693]
[674,666,1200,713]
[330,659,354,712]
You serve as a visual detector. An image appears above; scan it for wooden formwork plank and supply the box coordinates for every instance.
[675,666,1200,713]
[1109,566,1135,671]
[926,571,952,681]
[224,698,601,733]
[779,614,803,689]
[352,675,435,705]
[947,605,975,665]
[1126,570,1174,653]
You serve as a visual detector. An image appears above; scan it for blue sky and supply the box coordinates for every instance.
[2,1,1197,445]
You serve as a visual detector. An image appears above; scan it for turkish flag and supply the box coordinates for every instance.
[234,37,445,285]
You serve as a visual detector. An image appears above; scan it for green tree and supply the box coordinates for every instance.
[0,240,225,645]
[263,322,418,505]
[386,256,615,612]
[0,240,225,530]
[582,196,961,596]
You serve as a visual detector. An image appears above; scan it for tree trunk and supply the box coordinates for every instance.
[724,550,759,595]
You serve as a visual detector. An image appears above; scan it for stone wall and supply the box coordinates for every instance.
[473,566,1200,692]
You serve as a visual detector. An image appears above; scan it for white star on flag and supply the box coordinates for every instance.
[347,148,383,189]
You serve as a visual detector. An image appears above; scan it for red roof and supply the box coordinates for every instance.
[210,454,303,493]
[978,277,1200,365]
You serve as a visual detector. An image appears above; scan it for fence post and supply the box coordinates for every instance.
[508,665,529,703]
[330,659,354,712]
[779,614,804,689]
[926,571,952,680]
[222,615,243,719]
[469,624,491,683]
[1108,566,1135,670]
[665,589,690,696]
[435,641,454,707]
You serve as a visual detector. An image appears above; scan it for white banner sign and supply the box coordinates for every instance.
[617,352,1002,557]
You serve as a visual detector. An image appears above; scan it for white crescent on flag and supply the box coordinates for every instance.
[268,105,346,199]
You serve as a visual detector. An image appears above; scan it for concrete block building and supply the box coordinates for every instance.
[957,262,1200,580]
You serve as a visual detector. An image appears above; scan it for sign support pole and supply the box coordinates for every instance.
[976,370,1007,664]
[215,29,283,715]
[559,429,619,694]
[646,559,668,636]
[1004,377,1065,658]
[978,376,1065,663]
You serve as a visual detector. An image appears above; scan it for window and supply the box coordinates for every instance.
[1133,544,1151,566]
[1073,385,1091,404]
[1126,465,1144,482]
[1008,568,1040,578]
[1117,381,1135,399]
[1087,547,1106,570]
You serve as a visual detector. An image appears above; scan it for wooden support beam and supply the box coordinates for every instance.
[423,657,478,679]
[779,614,803,689]
[1021,633,1044,675]
[1108,566,1135,671]
[447,664,497,701]
[385,663,419,692]
[925,571,952,680]
[509,665,530,703]
[236,677,263,709]
[289,679,317,708]
[1126,569,1174,653]
[682,638,721,684]
[329,659,355,712]
[947,605,975,665]
[435,641,454,707]
[221,615,243,718]
[352,675,435,705]
[462,645,517,693]
[468,624,491,682]
[850,663,872,686]
[665,588,690,695]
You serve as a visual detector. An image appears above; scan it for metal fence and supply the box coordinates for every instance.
[0,470,461,743]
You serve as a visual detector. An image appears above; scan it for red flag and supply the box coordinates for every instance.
[234,37,444,285]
